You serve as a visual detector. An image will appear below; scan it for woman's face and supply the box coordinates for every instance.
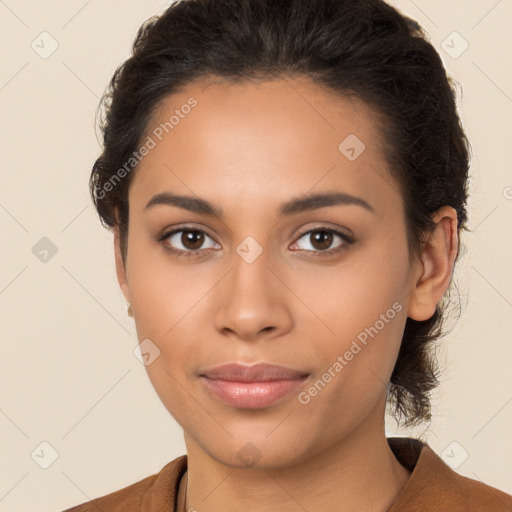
[116,77,424,468]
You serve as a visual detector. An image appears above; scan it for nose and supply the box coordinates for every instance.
[213,246,293,343]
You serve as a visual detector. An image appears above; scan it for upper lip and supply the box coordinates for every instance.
[200,362,309,382]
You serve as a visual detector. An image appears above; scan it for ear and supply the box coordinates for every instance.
[407,206,459,321]
[114,226,130,303]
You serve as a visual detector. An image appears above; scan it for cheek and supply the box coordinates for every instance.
[296,238,409,338]
[300,238,410,394]
[143,359,206,431]
[126,244,206,338]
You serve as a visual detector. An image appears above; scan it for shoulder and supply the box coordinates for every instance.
[388,437,512,512]
[451,474,512,511]
[59,455,187,512]
[433,458,512,511]
[61,474,157,512]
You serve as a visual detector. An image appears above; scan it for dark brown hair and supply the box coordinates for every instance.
[90,0,470,427]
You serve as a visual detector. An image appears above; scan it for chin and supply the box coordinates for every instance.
[195,432,310,471]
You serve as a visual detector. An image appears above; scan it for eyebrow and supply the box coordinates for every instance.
[144,190,375,218]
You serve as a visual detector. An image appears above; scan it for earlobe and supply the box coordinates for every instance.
[114,227,130,303]
[407,206,459,322]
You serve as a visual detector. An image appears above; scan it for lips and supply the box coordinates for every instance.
[199,362,310,409]
[200,362,309,382]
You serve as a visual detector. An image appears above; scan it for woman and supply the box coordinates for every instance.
[63,0,512,510]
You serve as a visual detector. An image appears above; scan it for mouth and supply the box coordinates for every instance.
[199,362,310,409]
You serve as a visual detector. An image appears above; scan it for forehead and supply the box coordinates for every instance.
[129,76,400,217]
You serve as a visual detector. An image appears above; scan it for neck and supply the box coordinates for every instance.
[179,404,411,512]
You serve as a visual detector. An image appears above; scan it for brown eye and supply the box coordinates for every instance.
[180,230,205,250]
[292,228,353,256]
[309,230,334,251]
[160,227,219,256]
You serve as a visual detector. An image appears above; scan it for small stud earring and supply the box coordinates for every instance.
[127,302,134,317]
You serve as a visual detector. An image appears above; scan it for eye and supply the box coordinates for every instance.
[158,226,219,258]
[157,225,353,259]
[291,228,353,257]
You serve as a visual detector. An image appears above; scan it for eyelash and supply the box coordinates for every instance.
[156,225,354,259]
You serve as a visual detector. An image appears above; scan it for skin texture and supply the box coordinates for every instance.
[114,76,458,511]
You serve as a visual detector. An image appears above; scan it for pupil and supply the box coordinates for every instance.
[312,231,332,250]
[183,231,203,250]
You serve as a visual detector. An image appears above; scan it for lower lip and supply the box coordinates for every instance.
[200,376,308,408]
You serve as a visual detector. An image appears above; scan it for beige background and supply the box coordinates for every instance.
[0,1,511,511]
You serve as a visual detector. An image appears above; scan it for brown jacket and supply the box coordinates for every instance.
[61,437,512,511]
